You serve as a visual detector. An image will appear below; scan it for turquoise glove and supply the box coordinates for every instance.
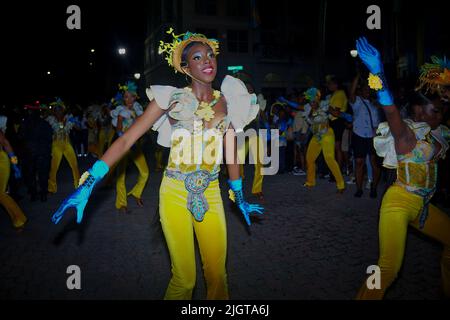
[228,178,264,226]
[356,37,394,106]
[51,160,109,224]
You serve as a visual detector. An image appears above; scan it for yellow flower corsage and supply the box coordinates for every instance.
[368,73,384,91]
[78,171,90,187]
[10,156,18,165]
[195,104,215,121]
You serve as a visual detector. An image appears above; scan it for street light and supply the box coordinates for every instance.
[91,49,95,53]
[47,71,51,75]
[134,73,141,80]
[118,48,126,55]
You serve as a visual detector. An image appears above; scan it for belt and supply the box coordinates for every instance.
[165,169,219,222]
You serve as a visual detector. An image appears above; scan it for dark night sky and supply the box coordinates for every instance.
[1,0,448,108]
[1,1,147,106]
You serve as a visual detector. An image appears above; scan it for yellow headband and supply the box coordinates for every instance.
[158,28,220,74]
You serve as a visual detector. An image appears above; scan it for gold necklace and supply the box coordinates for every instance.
[185,87,221,122]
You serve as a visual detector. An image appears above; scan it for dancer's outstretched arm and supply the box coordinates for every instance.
[101,102,164,167]
[52,101,165,224]
[356,37,416,154]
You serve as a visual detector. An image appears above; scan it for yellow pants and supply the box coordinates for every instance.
[357,185,450,299]
[239,134,264,195]
[160,175,229,300]
[48,140,80,193]
[0,151,27,228]
[115,147,149,209]
[305,128,345,190]
[98,128,114,158]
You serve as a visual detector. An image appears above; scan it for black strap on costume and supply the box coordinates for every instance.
[360,97,377,130]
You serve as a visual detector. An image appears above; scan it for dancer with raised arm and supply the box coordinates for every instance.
[355,37,450,299]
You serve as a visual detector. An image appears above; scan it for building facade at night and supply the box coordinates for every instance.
[143,0,449,98]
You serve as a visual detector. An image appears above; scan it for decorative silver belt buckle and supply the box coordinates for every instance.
[185,170,211,222]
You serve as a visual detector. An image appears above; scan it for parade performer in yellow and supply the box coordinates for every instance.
[47,98,80,193]
[355,37,450,299]
[303,88,346,192]
[52,29,264,300]
[110,82,149,212]
[0,115,27,230]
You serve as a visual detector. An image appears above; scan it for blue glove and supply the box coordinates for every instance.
[228,178,264,226]
[356,37,394,106]
[7,152,21,179]
[51,160,109,224]
[278,96,299,109]
[12,164,21,179]
[340,112,353,123]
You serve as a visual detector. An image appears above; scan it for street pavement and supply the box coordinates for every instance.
[0,155,448,300]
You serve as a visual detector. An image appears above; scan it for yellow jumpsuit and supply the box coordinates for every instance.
[305,108,345,190]
[149,75,260,300]
[0,150,27,228]
[160,118,229,300]
[111,104,149,209]
[47,116,80,193]
[357,121,450,299]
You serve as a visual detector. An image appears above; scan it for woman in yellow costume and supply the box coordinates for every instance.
[52,29,264,300]
[355,37,450,299]
[303,88,346,192]
[110,82,149,212]
[0,115,27,230]
[47,98,80,193]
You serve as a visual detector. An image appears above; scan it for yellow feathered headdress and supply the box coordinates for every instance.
[158,28,220,74]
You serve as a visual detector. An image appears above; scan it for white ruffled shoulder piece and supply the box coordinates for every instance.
[133,102,144,116]
[221,75,259,132]
[374,119,431,169]
[110,106,125,127]
[46,115,59,131]
[432,125,450,159]
[146,85,178,147]
[0,115,7,133]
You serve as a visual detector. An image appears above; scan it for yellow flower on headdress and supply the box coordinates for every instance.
[158,28,220,74]
[368,73,384,91]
